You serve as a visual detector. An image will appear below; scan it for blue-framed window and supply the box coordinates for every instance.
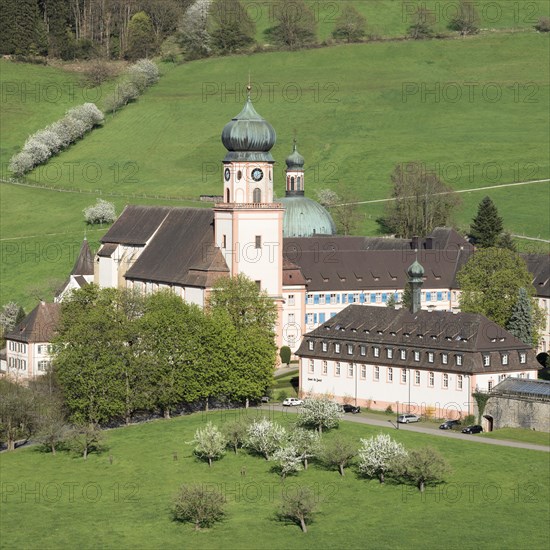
[370,293,376,303]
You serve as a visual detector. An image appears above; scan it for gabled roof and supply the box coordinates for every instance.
[124,208,228,286]
[6,302,61,343]
[71,239,94,276]
[101,205,172,246]
[297,304,535,374]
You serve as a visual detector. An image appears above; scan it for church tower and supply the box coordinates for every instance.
[285,139,305,196]
[214,88,284,305]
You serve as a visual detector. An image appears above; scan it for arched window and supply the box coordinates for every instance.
[253,188,262,203]
[290,176,295,191]
[297,176,301,189]
[226,188,230,203]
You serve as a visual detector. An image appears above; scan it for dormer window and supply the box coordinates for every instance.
[483,355,490,367]
[502,354,509,365]
[400,349,406,360]
[427,352,434,363]
[308,341,314,351]
[414,351,420,362]
[456,355,463,366]
[519,352,526,364]
[373,347,380,358]
[442,353,448,365]
[347,344,353,355]
[335,343,341,353]
[360,345,366,356]
[387,348,393,359]
[322,342,328,352]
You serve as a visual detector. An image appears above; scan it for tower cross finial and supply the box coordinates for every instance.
[247,71,251,99]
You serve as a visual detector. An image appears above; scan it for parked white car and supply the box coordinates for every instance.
[397,414,421,423]
[282,397,304,407]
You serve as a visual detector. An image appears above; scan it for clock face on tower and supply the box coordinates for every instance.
[252,168,264,182]
[224,168,230,182]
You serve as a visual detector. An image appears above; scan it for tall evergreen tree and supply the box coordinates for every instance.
[506,288,534,346]
[470,196,503,248]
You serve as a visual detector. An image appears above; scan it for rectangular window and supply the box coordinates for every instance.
[457,375,463,390]
[330,293,337,304]
[335,362,341,376]
[483,355,490,367]
[414,351,420,362]
[488,380,493,390]
[428,352,434,363]
[37,345,42,354]
[360,345,366,356]
[322,342,328,352]
[255,235,261,249]
[400,349,406,360]
[456,355,463,366]
[319,294,326,305]
[373,347,380,358]
[443,373,449,388]
[38,360,50,372]
[288,294,295,306]
[347,344,353,355]
[288,313,295,325]
[348,364,354,377]
[308,341,314,351]
[335,343,341,353]
[322,361,328,375]
[502,354,508,365]
[442,353,448,365]
[429,372,434,387]
[387,348,393,359]
[401,369,407,383]
[415,370,420,385]
[388,367,393,382]
[353,293,359,304]
[255,280,261,290]
[222,235,227,249]
[306,313,314,325]
[361,365,367,379]
[307,294,313,305]
[376,292,381,303]
[520,353,526,364]
[374,366,380,381]
[309,359,314,373]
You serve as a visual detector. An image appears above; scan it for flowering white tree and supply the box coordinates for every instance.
[297,397,342,434]
[245,418,286,460]
[289,427,320,469]
[190,422,227,467]
[128,59,159,87]
[83,199,116,225]
[179,0,213,58]
[358,433,408,483]
[8,103,104,176]
[272,444,303,480]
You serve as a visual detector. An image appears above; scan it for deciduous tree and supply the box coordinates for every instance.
[210,0,255,53]
[190,422,227,467]
[380,162,460,237]
[265,0,317,50]
[457,248,541,330]
[279,486,316,533]
[245,418,287,460]
[320,435,356,476]
[173,484,225,530]
[400,447,451,492]
[332,3,366,42]
[358,433,408,483]
[297,397,342,434]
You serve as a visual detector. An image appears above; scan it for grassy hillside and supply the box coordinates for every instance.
[1,31,549,308]
[250,0,549,40]
[1,411,548,549]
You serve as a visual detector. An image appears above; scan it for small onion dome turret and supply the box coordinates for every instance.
[407,259,425,281]
[221,93,276,162]
[285,142,305,170]
[280,196,337,238]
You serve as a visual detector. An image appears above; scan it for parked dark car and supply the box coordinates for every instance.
[462,425,483,434]
[343,404,361,414]
[439,419,461,430]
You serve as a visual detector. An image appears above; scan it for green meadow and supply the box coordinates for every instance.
[0,411,548,549]
[1,30,549,308]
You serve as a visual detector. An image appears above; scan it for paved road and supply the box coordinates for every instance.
[263,404,550,453]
